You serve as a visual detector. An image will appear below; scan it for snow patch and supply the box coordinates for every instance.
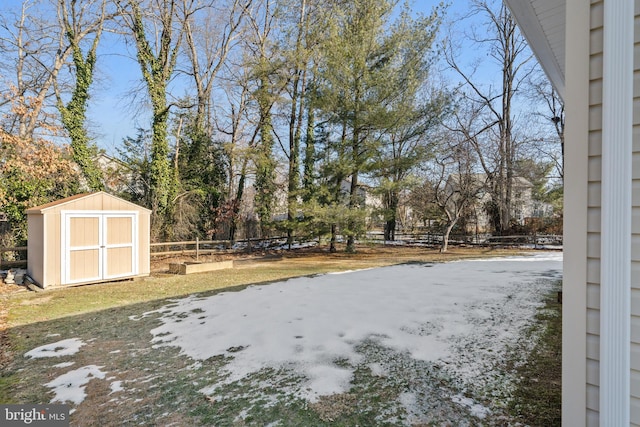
[45,365,106,405]
[148,253,562,403]
[109,380,124,394]
[368,362,387,377]
[25,338,85,358]
[53,362,75,369]
[451,393,491,419]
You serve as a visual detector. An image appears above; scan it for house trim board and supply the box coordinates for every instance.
[562,0,589,423]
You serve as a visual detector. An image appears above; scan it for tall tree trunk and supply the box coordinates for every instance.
[302,87,316,202]
[56,2,106,192]
[384,188,399,241]
[330,223,337,253]
[58,48,104,191]
[287,71,302,248]
[125,0,183,239]
[346,169,359,253]
[229,160,247,242]
[255,101,276,237]
[441,217,458,253]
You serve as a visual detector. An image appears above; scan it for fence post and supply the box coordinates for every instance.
[196,237,200,261]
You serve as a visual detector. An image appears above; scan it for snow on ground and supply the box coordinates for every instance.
[23,339,117,407]
[451,394,491,419]
[52,361,75,368]
[44,365,106,405]
[148,252,562,406]
[24,338,85,358]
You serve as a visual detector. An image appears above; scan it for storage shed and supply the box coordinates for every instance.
[26,192,151,288]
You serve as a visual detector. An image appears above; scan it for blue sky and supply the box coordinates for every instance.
[0,0,509,153]
[92,0,502,154]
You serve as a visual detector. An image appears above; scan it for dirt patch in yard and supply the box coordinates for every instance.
[310,393,359,421]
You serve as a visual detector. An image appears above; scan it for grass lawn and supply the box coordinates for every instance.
[0,244,561,426]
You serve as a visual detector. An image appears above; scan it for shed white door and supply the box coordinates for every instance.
[62,212,138,285]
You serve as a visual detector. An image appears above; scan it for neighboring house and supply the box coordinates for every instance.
[445,173,537,232]
[507,0,636,424]
[94,153,133,194]
[76,152,140,196]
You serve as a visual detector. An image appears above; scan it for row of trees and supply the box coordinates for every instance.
[0,0,563,252]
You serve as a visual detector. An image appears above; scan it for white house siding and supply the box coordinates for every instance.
[633,4,640,423]
[508,0,640,423]
[586,1,603,423]
[585,0,640,424]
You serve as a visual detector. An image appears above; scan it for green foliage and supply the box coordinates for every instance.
[174,119,227,239]
[253,70,279,236]
[307,0,445,247]
[302,199,369,244]
[126,0,183,237]
[56,24,104,192]
[302,99,318,202]
[545,184,563,214]
[116,128,153,206]
[514,158,555,202]
[254,116,277,235]
[1,0,462,247]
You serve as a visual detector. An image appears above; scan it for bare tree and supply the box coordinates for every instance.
[431,136,484,252]
[0,0,74,139]
[445,0,534,233]
[527,72,564,180]
[180,0,252,134]
[214,66,254,241]
[243,0,288,236]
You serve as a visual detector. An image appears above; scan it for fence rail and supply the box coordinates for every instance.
[149,236,296,258]
[364,232,563,247]
[0,246,27,269]
[0,233,563,270]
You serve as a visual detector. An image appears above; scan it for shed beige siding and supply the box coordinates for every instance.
[26,214,44,286]
[139,213,150,276]
[44,212,62,288]
[26,192,150,288]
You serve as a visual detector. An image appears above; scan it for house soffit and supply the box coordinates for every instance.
[505,0,566,99]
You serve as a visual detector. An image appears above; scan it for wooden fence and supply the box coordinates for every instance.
[0,233,562,270]
[149,236,300,258]
[364,232,563,247]
[0,246,27,269]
